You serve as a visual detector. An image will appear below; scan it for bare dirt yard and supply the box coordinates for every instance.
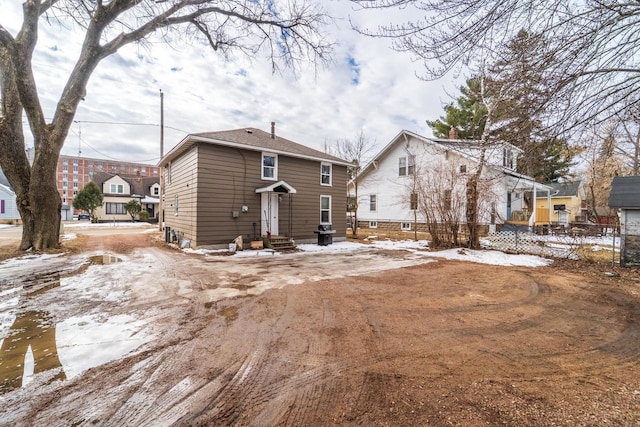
[1,228,640,426]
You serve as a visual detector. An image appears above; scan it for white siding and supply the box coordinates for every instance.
[0,184,19,220]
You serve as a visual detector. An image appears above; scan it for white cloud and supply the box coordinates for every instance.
[5,1,461,165]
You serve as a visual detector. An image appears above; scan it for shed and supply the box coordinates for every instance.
[608,176,640,267]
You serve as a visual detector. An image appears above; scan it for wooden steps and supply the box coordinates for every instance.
[269,236,296,251]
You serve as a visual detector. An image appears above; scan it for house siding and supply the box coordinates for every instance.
[621,209,640,267]
[0,185,19,222]
[165,143,347,247]
[163,146,199,245]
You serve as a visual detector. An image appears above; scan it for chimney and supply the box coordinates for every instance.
[449,126,459,140]
[271,121,275,139]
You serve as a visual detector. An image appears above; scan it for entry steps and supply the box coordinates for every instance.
[269,236,296,251]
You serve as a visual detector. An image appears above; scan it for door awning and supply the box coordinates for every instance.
[255,180,297,194]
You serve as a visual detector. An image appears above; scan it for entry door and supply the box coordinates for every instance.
[261,193,279,236]
[558,210,569,227]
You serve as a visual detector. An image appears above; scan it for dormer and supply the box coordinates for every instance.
[150,182,160,197]
[103,175,131,195]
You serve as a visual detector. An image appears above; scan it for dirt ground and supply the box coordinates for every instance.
[1,229,640,426]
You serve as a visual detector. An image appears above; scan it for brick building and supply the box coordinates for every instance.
[57,155,158,215]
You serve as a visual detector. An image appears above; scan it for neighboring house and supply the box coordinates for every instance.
[609,176,640,267]
[0,183,20,223]
[158,125,350,248]
[56,154,158,215]
[90,171,160,221]
[535,181,588,227]
[354,130,550,234]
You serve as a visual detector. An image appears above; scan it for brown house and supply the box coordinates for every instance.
[158,125,350,249]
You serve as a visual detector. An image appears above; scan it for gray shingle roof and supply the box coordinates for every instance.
[609,176,640,208]
[160,128,350,167]
[192,128,347,163]
[536,181,581,198]
[91,171,159,197]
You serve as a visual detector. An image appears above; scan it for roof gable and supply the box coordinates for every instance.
[609,176,640,208]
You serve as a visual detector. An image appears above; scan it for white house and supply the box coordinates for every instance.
[90,171,160,222]
[0,183,20,223]
[353,130,551,235]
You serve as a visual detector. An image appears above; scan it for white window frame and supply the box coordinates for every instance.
[174,195,179,215]
[398,155,415,176]
[320,195,331,225]
[369,194,377,212]
[369,221,378,228]
[166,163,172,185]
[401,222,412,231]
[262,153,277,180]
[320,162,332,186]
[110,183,124,194]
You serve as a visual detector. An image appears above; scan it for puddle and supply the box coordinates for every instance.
[0,310,66,394]
[88,255,123,265]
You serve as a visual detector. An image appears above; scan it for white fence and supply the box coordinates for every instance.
[480,231,618,260]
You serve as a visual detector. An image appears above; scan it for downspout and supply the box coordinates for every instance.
[529,185,537,227]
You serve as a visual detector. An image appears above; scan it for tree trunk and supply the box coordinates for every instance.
[466,177,480,249]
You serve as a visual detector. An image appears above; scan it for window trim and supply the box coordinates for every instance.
[320,195,332,225]
[399,155,415,176]
[166,162,172,185]
[369,220,378,229]
[109,183,124,194]
[369,194,377,212]
[320,162,332,186]
[262,152,278,181]
[401,222,412,231]
[105,202,126,215]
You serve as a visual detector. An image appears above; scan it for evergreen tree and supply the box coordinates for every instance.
[72,182,103,223]
[428,78,486,139]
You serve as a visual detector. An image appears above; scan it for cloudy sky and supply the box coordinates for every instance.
[3,1,461,166]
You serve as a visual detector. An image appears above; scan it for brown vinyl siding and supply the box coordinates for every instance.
[164,146,199,244]
[164,143,346,247]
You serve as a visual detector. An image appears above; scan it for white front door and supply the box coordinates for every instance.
[261,193,279,236]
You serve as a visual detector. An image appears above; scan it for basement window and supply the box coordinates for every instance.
[401,222,412,231]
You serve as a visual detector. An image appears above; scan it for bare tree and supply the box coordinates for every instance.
[0,0,333,251]
[354,1,640,131]
[334,130,376,238]
[581,124,631,224]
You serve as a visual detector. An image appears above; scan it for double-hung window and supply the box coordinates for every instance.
[320,195,331,224]
[262,153,277,180]
[370,194,377,212]
[398,155,415,176]
[320,163,332,186]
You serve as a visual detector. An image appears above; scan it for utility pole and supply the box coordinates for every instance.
[158,89,164,232]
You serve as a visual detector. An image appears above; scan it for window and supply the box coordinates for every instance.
[98,161,103,168]
[73,182,78,188]
[63,173,68,180]
[153,186,159,196]
[62,197,66,204]
[320,163,332,186]
[369,194,377,212]
[174,195,179,215]
[106,202,126,215]
[460,164,467,173]
[369,221,377,228]
[401,222,412,231]
[503,148,514,169]
[110,183,124,194]
[398,155,415,176]
[73,158,78,164]
[63,165,68,171]
[89,160,93,166]
[410,192,418,210]
[320,195,331,224]
[73,190,78,196]
[62,189,67,195]
[262,153,277,180]
[63,158,68,165]
[166,163,172,185]
[73,165,78,172]
[73,174,78,181]
[1,200,4,214]
[62,181,67,188]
